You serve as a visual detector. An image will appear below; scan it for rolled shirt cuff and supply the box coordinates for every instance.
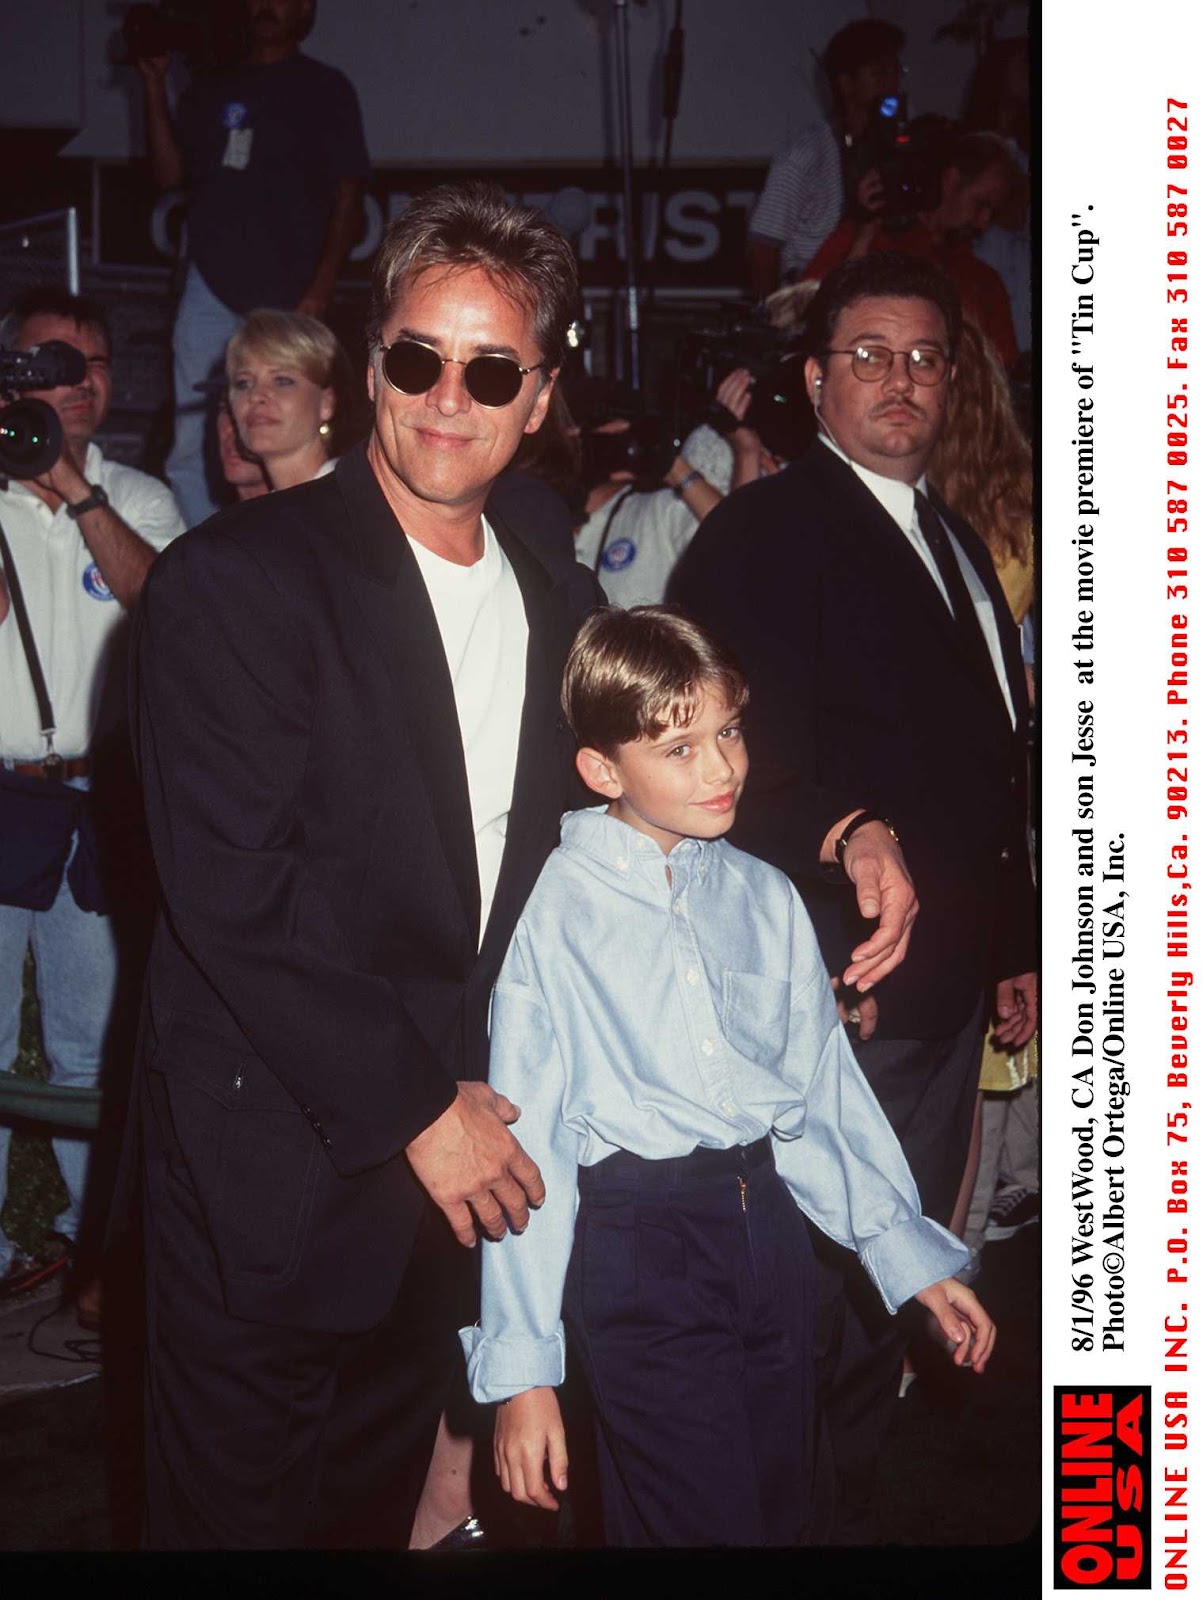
[459,1323,567,1403]
[858,1215,972,1315]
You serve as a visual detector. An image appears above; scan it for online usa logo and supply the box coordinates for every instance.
[1054,1386,1150,1587]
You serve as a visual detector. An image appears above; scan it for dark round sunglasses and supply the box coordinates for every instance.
[378,339,542,408]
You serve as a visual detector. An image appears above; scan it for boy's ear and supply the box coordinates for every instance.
[575,745,622,800]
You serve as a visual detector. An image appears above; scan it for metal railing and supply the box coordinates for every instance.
[0,207,80,308]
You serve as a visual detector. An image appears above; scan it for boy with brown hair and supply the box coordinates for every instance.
[460,605,992,1546]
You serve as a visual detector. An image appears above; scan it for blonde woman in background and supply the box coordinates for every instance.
[225,309,350,493]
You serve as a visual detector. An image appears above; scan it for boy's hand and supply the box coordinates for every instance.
[494,1387,569,1511]
[914,1278,996,1374]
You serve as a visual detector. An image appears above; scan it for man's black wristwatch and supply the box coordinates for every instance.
[833,809,899,870]
[64,484,109,520]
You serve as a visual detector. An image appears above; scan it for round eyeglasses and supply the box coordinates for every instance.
[378,339,542,408]
[824,345,950,386]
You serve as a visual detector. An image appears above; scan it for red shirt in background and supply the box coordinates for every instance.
[802,220,1019,370]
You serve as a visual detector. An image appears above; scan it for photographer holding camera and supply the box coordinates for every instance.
[802,126,1019,369]
[574,367,785,608]
[0,287,183,1306]
[746,18,905,298]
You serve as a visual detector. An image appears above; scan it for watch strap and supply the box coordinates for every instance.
[65,484,109,520]
[834,809,898,869]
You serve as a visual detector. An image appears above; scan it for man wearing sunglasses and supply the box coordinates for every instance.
[130,182,600,1547]
[672,251,1035,1543]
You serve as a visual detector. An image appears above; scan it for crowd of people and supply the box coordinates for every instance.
[0,0,1035,1554]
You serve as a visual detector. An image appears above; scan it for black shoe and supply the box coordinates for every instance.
[984,1188,1040,1241]
[429,1515,489,1552]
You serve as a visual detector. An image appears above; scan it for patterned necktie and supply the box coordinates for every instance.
[913,488,1002,702]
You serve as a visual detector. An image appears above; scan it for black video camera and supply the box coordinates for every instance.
[856,94,942,229]
[118,2,205,65]
[676,314,814,464]
[578,411,681,493]
[0,342,87,479]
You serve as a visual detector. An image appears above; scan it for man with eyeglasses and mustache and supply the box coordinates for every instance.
[672,252,1036,1544]
[130,183,600,1548]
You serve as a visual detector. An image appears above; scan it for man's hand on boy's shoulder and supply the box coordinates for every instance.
[495,1386,569,1511]
[406,1082,546,1247]
[914,1278,997,1375]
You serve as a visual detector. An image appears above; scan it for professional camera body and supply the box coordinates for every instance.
[675,311,814,464]
[574,307,815,494]
[577,411,680,492]
[118,2,206,65]
[852,94,944,229]
[0,343,87,479]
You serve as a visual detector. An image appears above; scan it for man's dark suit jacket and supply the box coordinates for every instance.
[132,444,599,1333]
[671,439,1035,1041]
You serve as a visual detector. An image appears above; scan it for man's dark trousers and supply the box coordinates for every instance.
[810,1000,987,1543]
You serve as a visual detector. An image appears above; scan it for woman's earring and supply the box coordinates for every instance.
[318,421,331,437]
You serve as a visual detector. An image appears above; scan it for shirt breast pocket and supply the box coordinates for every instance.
[720,970,791,1070]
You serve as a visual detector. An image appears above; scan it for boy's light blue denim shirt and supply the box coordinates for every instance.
[460,807,969,1403]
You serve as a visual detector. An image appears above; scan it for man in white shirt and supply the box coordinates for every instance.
[0,287,184,1295]
[672,251,1036,1541]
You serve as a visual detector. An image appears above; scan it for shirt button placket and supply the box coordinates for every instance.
[673,885,723,1106]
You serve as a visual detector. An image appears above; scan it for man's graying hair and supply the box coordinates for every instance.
[367,182,579,369]
[0,286,112,352]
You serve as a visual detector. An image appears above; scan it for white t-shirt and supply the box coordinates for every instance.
[575,425,734,608]
[407,518,528,943]
[0,443,185,760]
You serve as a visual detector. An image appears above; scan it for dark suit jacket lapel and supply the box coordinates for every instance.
[335,446,481,941]
[927,484,1029,726]
[812,446,1012,725]
[811,446,963,655]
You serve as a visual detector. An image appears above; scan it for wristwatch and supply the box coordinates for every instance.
[64,484,109,520]
[834,809,899,869]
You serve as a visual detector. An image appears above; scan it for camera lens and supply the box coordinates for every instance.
[0,399,62,478]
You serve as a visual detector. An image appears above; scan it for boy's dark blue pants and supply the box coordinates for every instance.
[563,1137,817,1547]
